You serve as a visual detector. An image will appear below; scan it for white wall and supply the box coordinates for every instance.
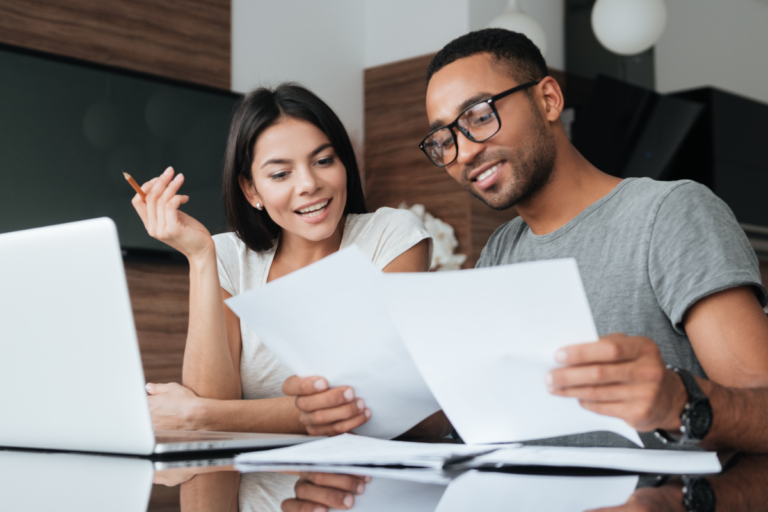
[656,0,768,104]
[231,0,566,149]
[364,0,470,69]
[468,0,564,70]
[231,1,365,148]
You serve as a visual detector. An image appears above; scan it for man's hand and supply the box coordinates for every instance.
[546,333,688,432]
[283,376,371,436]
[146,382,203,430]
[282,472,369,512]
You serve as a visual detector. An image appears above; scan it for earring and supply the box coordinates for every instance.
[255,202,263,211]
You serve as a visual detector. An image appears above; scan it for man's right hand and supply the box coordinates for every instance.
[282,376,371,436]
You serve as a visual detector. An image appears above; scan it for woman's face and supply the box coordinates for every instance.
[243,117,348,243]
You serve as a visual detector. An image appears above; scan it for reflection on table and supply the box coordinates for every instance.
[2,448,767,512]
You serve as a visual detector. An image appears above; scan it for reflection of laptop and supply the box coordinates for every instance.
[0,218,320,456]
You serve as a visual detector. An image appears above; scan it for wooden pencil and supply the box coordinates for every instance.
[123,172,146,200]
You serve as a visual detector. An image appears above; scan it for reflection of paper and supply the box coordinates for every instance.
[436,471,638,512]
[225,246,441,439]
[453,444,721,474]
[0,450,153,512]
[237,463,455,485]
[381,259,643,446]
[235,434,495,469]
[351,476,447,512]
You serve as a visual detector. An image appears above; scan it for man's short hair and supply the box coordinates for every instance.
[427,28,549,86]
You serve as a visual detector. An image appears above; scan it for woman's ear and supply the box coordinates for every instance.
[238,175,263,209]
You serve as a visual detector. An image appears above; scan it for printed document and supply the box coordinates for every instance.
[380,258,644,446]
[225,246,441,439]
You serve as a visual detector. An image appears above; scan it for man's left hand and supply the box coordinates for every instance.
[546,333,687,432]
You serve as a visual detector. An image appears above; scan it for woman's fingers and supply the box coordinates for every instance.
[303,409,371,436]
[301,398,367,427]
[131,177,158,226]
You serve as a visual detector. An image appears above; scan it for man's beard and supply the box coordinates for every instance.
[461,114,557,211]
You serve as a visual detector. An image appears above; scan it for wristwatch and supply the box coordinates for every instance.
[682,475,716,512]
[654,366,713,446]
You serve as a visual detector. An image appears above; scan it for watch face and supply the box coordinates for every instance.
[687,399,713,440]
[684,477,716,512]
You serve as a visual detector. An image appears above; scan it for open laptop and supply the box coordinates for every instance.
[0,218,320,456]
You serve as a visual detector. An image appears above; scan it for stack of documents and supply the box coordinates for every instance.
[235,434,722,475]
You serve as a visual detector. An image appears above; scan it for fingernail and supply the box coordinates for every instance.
[313,379,328,391]
[356,398,365,410]
[145,383,152,391]
[343,495,354,508]
[356,482,365,494]
[544,373,553,386]
[149,177,158,183]
[555,350,568,363]
[163,167,173,176]
[364,408,372,419]
[364,476,372,483]
[343,388,354,401]
[174,173,183,181]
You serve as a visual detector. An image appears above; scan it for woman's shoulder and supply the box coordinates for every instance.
[344,207,431,270]
[346,207,426,236]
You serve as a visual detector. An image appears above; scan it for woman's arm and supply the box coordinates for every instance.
[132,167,240,400]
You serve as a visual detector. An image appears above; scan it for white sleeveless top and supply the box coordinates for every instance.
[213,207,432,400]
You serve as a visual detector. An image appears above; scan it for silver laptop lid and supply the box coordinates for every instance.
[0,218,156,455]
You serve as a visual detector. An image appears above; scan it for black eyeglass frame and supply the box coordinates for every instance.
[419,80,541,167]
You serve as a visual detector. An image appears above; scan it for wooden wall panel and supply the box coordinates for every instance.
[124,262,189,384]
[0,0,230,89]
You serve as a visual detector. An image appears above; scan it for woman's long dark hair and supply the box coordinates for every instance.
[222,83,367,252]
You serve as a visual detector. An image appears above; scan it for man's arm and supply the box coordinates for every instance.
[547,333,768,452]
[685,286,768,387]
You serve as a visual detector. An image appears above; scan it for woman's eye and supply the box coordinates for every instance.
[270,171,288,180]
[317,157,334,167]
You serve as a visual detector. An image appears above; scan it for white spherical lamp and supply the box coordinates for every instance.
[487,0,547,57]
[591,0,667,56]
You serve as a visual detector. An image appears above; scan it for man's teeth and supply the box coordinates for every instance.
[475,163,501,182]
[298,200,329,216]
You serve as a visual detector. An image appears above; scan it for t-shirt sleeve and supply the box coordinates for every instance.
[212,233,240,296]
[648,181,767,334]
[359,208,433,270]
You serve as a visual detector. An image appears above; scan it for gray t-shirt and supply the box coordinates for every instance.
[477,178,767,448]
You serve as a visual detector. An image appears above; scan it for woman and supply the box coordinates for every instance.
[131,83,435,438]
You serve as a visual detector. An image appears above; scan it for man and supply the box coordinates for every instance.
[285,29,768,451]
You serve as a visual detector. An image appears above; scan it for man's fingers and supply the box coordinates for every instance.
[295,386,356,413]
[281,499,327,512]
[283,375,329,396]
[555,334,654,365]
[300,399,367,428]
[298,472,367,495]
[294,480,356,509]
[305,410,371,436]
[548,360,664,389]
[550,382,652,402]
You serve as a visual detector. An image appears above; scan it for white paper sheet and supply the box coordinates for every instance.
[225,246,441,439]
[435,471,639,512]
[235,463,455,485]
[380,258,643,446]
[234,434,496,469]
[454,444,721,474]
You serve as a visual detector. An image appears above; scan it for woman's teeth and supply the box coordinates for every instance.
[297,200,329,217]
[475,163,501,182]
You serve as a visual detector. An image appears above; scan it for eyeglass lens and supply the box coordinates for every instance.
[423,102,500,166]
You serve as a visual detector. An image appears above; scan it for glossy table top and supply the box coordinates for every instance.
[1,446,765,512]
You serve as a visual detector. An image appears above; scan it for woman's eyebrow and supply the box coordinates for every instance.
[260,157,291,169]
[309,143,333,157]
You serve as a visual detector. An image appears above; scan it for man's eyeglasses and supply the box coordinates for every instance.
[419,81,540,168]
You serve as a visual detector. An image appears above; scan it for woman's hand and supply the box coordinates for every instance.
[146,382,204,430]
[282,376,371,436]
[131,166,214,261]
[282,472,370,512]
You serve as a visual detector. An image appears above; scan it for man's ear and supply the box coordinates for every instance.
[238,175,262,208]
[538,76,565,123]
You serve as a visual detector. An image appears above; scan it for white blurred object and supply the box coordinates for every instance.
[399,203,467,271]
[487,0,548,57]
[591,0,667,56]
